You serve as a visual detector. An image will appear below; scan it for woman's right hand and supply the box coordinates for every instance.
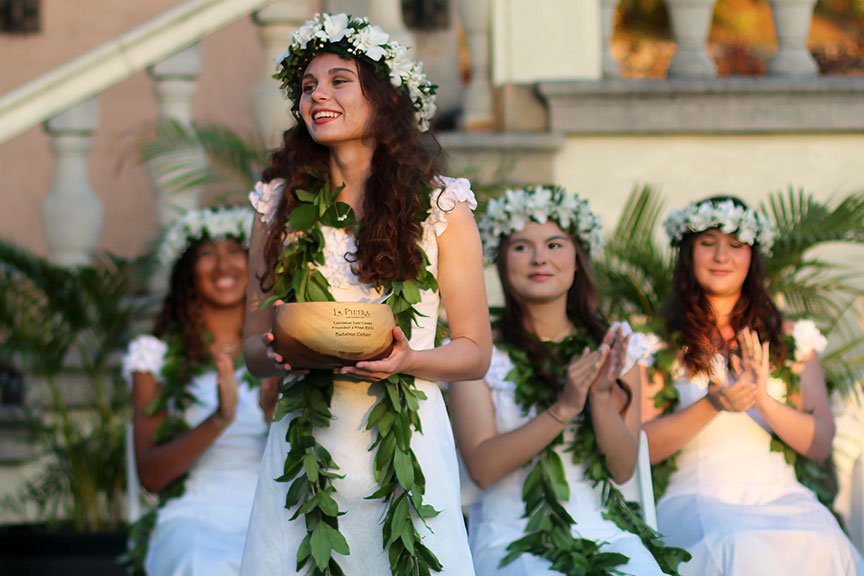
[706,376,756,412]
[264,300,294,372]
[214,353,239,425]
[556,347,606,419]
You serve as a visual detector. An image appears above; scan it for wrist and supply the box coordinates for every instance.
[705,392,724,413]
[209,410,232,429]
[550,401,580,422]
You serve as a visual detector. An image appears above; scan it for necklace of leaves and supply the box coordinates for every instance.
[648,331,837,510]
[500,333,690,576]
[266,177,442,576]
[122,329,259,575]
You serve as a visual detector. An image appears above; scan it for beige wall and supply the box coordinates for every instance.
[555,133,864,239]
[0,2,264,258]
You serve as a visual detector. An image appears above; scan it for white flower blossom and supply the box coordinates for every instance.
[478,185,603,262]
[663,198,776,253]
[159,205,253,265]
[122,335,168,385]
[792,320,828,362]
[274,13,436,132]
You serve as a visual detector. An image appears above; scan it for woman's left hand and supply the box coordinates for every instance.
[738,327,771,409]
[591,326,629,397]
[335,326,416,381]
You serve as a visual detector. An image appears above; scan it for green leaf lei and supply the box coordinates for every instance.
[648,332,839,513]
[122,330,260,575]
[500,334,691,576]
[267,177,443,576]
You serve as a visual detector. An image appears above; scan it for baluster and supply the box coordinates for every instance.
[767,0,818,76]
[147,43,205,228]
[42,97,103,267]
[666,0,717,78]
[457,0,495,130]
[253,0,320,148]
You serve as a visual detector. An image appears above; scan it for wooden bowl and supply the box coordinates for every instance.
[273,302,395,369]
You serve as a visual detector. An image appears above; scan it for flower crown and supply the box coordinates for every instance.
[478,185,604,262]
[664,198,776,253]
[159,205,253,265]
[274,13,437,132]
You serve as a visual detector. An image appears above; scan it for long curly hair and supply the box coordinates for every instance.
[496,234,613,397]
[665,196,785,375]
[152,241,208,372]
[260,55,441,291]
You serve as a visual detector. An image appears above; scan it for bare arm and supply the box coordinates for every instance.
[347,202,492,381]
[132,355,237,493]
[745,327,834,461]
[451,348,604,489]
[590,362,641,484]
[243,216,282,378]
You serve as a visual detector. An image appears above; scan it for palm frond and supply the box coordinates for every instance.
[596,185,673,321]
[140,119,269,198]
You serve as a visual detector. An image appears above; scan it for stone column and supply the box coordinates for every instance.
[42,97,103,267]
[666,0,717,78]
[600,0,620,78]
[767,0,818,76]
[368,0,415,49]
[252,0,320,148]
[147,43,205,228]
[457,0,495,130]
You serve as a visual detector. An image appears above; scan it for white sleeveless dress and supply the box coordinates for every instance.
[240,177,477,575]
[466,345,664,576]
[656,357,864,576]
[123,336,269,576]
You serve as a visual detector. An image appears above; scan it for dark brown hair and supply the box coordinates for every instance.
[496,233,612,396]
[153,242,208,370]
[260,55,441,290]
[665,196,785,374]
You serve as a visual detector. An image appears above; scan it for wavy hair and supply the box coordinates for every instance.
[152,242,208,378]
[496,235,619,400]
[260,56,441,290]
[665,196,785,375]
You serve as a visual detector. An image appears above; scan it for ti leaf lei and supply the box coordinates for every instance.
[122,329,259,575]
[500,334,691,576]
[648,331,839,511]
[267,177,443,576]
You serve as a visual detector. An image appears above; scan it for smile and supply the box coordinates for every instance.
[313,110,341,121]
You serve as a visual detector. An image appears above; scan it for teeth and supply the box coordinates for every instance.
[215,277,237,289]
[314,111,340,120]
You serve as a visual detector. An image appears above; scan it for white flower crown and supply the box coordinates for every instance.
[664,198,776,253]
[274,13,437,132]
[478,185,604,262]
[158,206,253,265]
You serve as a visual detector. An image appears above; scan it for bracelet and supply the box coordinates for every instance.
[546,405,567,425]
[705,392,725,412]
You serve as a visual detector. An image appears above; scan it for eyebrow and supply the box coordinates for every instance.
[302,67,358,81]
[510,235,570,243]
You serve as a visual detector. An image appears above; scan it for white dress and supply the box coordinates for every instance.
[240,177,477,575]
[466,346,664,576]
[123,336,269,576]
[656,357,864,576]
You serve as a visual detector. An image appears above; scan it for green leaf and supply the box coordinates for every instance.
[393,448,415,490]
[290,204,320,231]
[303,452,320,483]
[310,522,333,571]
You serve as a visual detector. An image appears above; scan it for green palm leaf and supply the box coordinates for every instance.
[140,119,269,200]
[596,184,673,321]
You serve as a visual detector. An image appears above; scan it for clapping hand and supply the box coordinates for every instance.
[737,327,771,410]
[558,347,605,418]
[214,353,239,426]
[590,326,630,397]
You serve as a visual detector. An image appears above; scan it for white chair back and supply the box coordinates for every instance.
[614,430,658,530]
[126,423,142,523]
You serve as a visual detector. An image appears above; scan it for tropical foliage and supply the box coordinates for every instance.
[595,184,864,395]
[0,239,152,532]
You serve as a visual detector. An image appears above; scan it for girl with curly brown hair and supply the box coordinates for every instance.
[239,13,490,576]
